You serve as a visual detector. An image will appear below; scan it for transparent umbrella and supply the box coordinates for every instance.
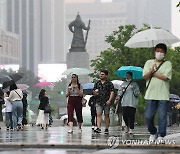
[125,28,180,48]
[62,67,92,75]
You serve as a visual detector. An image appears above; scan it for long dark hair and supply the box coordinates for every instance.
[68,74,81,89]
[10,83,17,91]
[39,89,46,100]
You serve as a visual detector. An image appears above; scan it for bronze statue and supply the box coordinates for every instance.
[69,13,90,51]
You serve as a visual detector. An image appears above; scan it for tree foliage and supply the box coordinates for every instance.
[90,24,180,96]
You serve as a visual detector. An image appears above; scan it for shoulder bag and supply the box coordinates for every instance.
[146,61,165,91]
[115,81,132,114]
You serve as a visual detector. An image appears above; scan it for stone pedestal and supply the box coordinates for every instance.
[66,51,90,84]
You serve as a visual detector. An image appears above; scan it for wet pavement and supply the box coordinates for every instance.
[0,122,179,154]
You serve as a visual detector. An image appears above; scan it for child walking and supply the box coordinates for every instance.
[4,91,13,130]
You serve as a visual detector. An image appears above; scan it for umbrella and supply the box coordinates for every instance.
[17,84,29,90]
[82,83,94,89]
[2,80,15,89]
[169,94,180,102]
[0,75,12,83]
[9,72,24,82]
[83,83,94,95]
[2,73,24,89]
[34,81,53,87]
[62,67,92,75]
[125,28,180,48]
[115,66,143,80]
[111,80,123,89]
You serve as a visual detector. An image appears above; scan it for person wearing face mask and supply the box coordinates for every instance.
[143,43,172,142]
[117,72,140,134]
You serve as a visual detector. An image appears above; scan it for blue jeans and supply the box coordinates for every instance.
[145,100,167,137]
[12,101,23,129]
[5,112,13,128]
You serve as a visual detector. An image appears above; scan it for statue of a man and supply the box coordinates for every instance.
[69,13,90,50]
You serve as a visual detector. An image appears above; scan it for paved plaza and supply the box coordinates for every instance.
[0,122,179,154]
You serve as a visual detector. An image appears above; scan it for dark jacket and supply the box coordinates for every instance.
[38,96,49,110]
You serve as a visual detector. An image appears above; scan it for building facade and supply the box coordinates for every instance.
[6,0,64,75]
[0,29,19,64]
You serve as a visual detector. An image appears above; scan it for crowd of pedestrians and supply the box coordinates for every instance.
[0,43,177,143]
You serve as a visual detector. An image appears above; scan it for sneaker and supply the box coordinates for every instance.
[149,134,157,142]
[124,126,129,134]
[78,129,82,133]
[129,129,133,134]
[91,126,95,130]
[156,136,165,144]
[6,127,9,130]
[94,128,101,133]
[104,129,109,134]
[68,129,73,134]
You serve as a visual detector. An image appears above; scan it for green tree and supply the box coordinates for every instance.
[90,24,180,125]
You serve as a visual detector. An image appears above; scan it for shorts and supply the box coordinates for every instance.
[96,104,110,115]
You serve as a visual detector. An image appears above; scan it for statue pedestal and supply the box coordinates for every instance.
[66,51,90,84]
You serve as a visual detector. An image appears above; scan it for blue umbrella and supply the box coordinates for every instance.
[115,66,143,80]
[82,83,94,95]
[82,83,94,89]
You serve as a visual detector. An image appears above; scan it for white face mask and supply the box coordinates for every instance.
[155,52,165,60]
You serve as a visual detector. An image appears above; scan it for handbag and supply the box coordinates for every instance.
[82,98,87,107]
[44,104,51,113]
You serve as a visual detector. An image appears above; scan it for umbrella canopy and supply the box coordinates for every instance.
[111,80,123,89]
[169,94,180,102]
[82,83,94,89]
[125,28,180,48]
[34,81,53,87]
[17,84,29,90]
[116,66,143,80]
[2,80,15,89]
[0,75,12,83]
[82,83,94,95]
[2,73,24,89]
[62,67,92,75]
[9,72,24,82]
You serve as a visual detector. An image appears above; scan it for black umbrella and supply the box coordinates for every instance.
[0,75,12,83]
[2,72,24,89]
[9,72,24,82]
[2,80,15,89]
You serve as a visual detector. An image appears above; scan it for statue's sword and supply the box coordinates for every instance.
[85,20,91,47]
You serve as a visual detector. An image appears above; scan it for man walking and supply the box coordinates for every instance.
[143,43,172,142]
[93,70,114,134]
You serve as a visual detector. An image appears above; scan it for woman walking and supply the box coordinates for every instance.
[118,72,140,134]
[66,74,83,133]
[7,83,23,130]
[36,89,50,129]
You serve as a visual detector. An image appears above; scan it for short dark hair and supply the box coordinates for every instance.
[155,43,167,53]
[126,71,133,77]
[100,69,108,75]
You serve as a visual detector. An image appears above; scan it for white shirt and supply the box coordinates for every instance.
[4,97,12,112]
[7,89,23,102]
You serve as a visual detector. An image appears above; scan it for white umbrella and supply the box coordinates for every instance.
[17,84,29,90]
[62,67,92,75]
[111,80,123,90]
[125,28,180,48]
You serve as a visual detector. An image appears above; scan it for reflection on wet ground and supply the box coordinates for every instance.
[0,125,179,154]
